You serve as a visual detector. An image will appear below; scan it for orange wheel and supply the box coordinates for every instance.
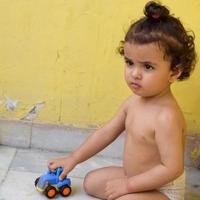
[45,186,57,199]
[60,185,72,197]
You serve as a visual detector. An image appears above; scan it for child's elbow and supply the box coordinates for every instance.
[171,165,184,179]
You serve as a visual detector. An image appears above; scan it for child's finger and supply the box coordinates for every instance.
[59,170,67,181]
[48,160,60,171]
[47,160,54,167]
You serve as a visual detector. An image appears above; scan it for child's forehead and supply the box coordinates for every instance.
[124,42,162,52]
[124,42,169,61]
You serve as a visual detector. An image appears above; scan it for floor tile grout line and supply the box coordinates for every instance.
[29,121,34,149]
[0,148,18,187]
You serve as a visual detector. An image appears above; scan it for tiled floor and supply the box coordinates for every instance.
[0,145,199,200]
[0,145,121,200]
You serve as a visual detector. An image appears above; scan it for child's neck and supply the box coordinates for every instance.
[140,87,173,103]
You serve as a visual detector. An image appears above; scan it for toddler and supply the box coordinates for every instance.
[48,1,196,199]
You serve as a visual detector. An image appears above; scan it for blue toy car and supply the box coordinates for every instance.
[35,167,72,199]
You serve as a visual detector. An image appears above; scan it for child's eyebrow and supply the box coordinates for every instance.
[124,56,133,61]
[124,56,157,66]
[139,61,157,66]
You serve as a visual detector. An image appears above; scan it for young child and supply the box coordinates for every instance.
[48,1,196,200]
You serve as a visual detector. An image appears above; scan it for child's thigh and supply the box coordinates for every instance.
[116,191,169,200]
[83,166,125,198]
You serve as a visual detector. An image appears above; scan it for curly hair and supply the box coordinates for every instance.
[119,1,197,80]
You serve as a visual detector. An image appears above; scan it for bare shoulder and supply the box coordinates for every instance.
[121,95,138,113]
[156,98,186,132]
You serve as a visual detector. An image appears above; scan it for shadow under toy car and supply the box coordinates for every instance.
[35,167,72,199]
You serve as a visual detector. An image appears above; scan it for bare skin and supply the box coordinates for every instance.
[48,42,185,200]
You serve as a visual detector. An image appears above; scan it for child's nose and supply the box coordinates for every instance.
[131,67,142,79]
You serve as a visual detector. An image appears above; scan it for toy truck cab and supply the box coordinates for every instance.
[35,167,71,199]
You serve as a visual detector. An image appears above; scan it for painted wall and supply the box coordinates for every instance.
[0,0,199,132]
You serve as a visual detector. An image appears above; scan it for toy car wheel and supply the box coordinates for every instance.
[34,177,40,187]
[60,185,72,197]
[45,185,57,199]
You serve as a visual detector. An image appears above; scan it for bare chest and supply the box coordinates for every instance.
[125,109,156,144]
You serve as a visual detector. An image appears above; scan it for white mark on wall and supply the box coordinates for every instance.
[22,101,45,120]
[4,97,19,111]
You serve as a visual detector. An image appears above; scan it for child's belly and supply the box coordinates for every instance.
[122,134,161,177]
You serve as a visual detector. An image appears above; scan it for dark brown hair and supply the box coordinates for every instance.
[119,1,196,80]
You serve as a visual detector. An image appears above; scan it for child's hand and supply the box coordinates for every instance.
[48,156,77,180]
[105,177,130,200]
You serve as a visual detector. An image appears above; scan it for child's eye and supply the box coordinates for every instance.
[125,59,134,67]
[144,63,154,70]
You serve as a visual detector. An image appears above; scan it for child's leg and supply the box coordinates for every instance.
[83,166,169,200]
[115,191,169,200]
[83,166,125,199]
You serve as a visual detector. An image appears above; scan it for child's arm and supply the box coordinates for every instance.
[105,109,185,199]
[48,98,129,180]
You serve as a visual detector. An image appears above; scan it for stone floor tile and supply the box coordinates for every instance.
[10,148,122,178]
[10,148,66,173]
[0,169,7,184]
[0,146,16,170]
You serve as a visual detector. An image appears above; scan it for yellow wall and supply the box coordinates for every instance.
[0,0,199,132]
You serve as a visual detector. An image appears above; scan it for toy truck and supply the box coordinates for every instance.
[35,167,72,199]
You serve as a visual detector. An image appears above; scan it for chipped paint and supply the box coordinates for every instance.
[5,97,19,111]
[22,102,45,121]
[0,97,19,112]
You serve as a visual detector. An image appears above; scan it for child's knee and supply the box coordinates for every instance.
[83,171,94,195]
[83,171,106,199]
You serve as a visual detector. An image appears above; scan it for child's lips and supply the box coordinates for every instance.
[130,82,141,89]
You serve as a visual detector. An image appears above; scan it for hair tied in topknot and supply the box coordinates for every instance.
[144,1,170,20]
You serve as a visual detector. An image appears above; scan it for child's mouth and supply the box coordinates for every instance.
[130,82,141,89]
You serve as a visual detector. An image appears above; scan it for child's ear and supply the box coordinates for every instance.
[169,65,182,83]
